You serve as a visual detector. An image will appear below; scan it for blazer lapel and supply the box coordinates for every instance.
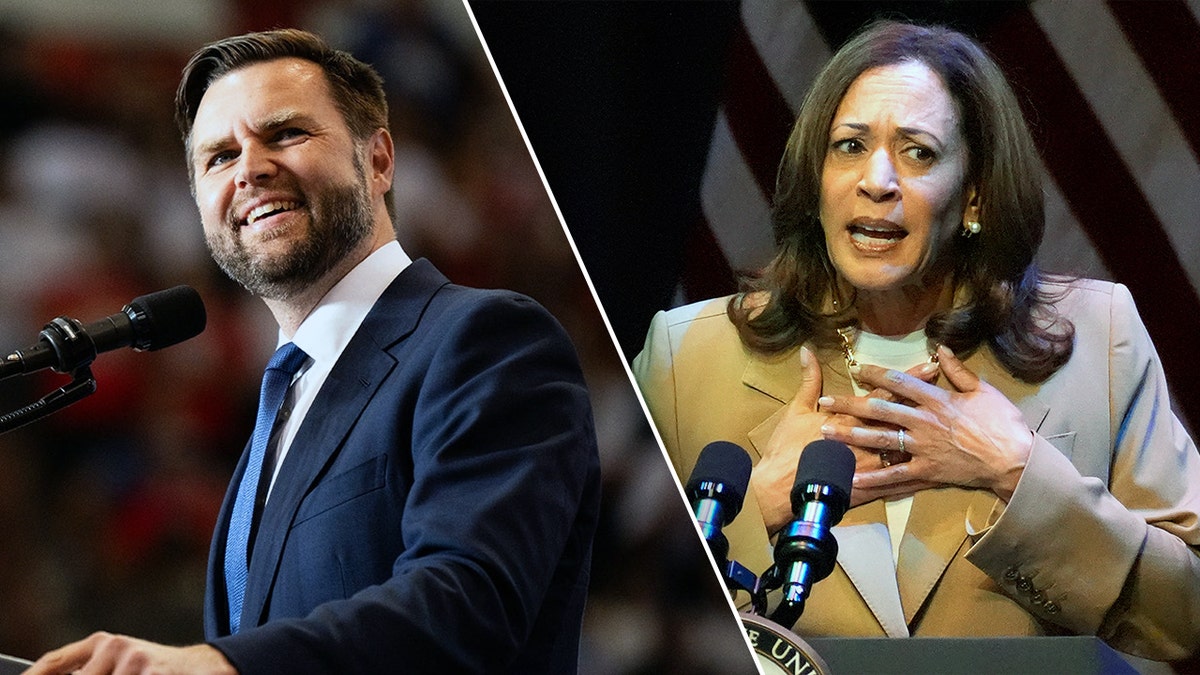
[970,349,1050,433]
[894,487,978,624]
[835,500,909,636]
[744,347,851,458]
[891,349,1052,625]
[240,259,450,628]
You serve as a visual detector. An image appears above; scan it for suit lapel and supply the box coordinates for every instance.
[241,347,396,626]
[239,259,450,628]
[205,439,250,637]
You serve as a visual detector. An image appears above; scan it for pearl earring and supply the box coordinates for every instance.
[963,220,982,237]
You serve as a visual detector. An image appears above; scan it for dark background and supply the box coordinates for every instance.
[472,1,1017,357]
[473,1,740,359]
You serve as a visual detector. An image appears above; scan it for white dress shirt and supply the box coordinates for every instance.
[264,240,412,500]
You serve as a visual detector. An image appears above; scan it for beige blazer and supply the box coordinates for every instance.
[633,279,1200,661]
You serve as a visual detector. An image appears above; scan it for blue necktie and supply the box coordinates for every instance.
[225,342,308,633]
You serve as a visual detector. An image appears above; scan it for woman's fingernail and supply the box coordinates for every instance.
[800,345,812,367]
[818,396,834,408]
[848,362,862,376]
[918,362,939,377]
[820,424,834,436]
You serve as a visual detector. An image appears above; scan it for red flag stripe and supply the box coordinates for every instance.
[681,213,737,303]
[720,19,797,200]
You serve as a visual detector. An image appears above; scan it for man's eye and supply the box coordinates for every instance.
[276,128,307,141]
[207,151,237,169]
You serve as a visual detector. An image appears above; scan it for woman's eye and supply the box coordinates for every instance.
[831,138,865,154]
[902,145,936,163]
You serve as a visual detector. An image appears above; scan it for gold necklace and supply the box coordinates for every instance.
[835,326,938,375]
[834,325,937,468]
[836,326,861,370]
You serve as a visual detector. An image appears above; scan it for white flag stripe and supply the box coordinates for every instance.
[701,110,777,271]
[742,0,830,112]
[1189,0,1200,26]
[1033,0,1200,288]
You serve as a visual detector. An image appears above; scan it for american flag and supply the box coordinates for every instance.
[686,0,1200,434]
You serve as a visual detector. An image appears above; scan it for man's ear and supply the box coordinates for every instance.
[368,128,394,198]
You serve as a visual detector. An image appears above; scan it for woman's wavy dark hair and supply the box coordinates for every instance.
[730,20,1073,383]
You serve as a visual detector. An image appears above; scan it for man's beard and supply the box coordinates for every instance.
[206,172,375,301]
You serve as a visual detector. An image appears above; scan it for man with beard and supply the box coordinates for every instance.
[27,29,601,675]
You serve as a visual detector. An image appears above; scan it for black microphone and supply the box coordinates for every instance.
[0,285,207,380]
[686,441,752,570]
[769,439,854,627]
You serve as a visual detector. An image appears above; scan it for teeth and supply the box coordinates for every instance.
[850,226,904,245]
[851,224,903,239]
[247,200,299,225]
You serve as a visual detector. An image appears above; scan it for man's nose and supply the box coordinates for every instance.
[235,142,277,188]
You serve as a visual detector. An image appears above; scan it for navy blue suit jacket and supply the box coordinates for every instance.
[203,259,601,673]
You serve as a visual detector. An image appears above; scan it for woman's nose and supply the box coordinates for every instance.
[857,148,899,202]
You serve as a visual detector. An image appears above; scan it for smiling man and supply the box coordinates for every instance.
[27,29,601,675]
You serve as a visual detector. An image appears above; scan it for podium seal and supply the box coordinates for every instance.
[740,612,831,675]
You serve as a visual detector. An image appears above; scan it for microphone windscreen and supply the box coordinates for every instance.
[686,441,753,515]
[793,439,855,505]
[127,285,207,351]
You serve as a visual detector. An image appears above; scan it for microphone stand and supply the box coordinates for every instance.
[723,559,768,617]
[0,315,102,435]
[764,489,842,627]
[754,560,811,627]
[0,367,96,435]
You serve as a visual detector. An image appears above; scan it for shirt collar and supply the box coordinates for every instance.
[284,240,412,366]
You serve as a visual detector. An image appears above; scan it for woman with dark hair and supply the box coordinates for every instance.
[634,21,1200,660]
